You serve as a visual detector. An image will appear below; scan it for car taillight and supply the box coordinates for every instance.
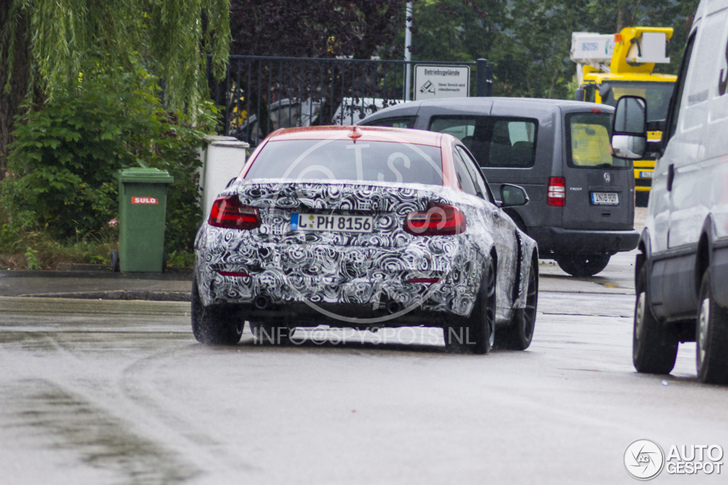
[547,177,566,207]
[208,196,261,230]
[405,203,466,236]
[407,278,442,284]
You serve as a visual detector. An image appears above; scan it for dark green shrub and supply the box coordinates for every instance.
[3,66,217,253]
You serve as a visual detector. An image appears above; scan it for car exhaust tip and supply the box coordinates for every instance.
[386,301,402,314]
[254,295,271,310]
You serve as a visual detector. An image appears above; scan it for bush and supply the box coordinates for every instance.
[2,65,217,254]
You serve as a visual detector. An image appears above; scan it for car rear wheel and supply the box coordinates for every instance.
[556,254,610,277]
[250,320,291,345]
[497,264,537,350]
[191,275,243,345]
[633,266,677,374]
[445,258,495,354]
[696,270,728,384]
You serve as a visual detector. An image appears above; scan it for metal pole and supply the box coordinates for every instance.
[404,2,413,101]
[476,58,493,97]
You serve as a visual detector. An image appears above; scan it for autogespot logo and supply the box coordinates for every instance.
[624,439,665,480]
[624,440,725,480]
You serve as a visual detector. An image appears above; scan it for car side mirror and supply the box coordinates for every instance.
[499,184,529,208]
[611,96,647,159]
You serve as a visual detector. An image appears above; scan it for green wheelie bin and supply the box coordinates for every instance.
[115,168,174,272]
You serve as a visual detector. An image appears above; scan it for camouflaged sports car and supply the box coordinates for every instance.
[192,125,538,353]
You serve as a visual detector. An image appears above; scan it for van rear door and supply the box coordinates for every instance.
[562,109,635,232]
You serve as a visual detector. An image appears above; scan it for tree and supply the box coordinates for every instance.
[0,0,231,178]
[229,0,407,59]
[397,0,698,99]
[407,0,494,63]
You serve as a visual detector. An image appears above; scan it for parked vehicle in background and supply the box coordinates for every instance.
[331,97,403,125]
[571,27,677,206]
[231,97,403,146]
[230,98,322,146]
[613,0,728,384]
[193,126,539,354]
[360,97,639,277]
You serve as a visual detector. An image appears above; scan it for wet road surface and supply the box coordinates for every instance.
[1,248,727,484]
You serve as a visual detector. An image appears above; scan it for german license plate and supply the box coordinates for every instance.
[591,192,619,205]
[639,171,653,179]
[291,213,373,233]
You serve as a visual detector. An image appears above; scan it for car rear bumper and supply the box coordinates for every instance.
[528,226,639,256]
[202,300,456,328]
[197,267,476,318]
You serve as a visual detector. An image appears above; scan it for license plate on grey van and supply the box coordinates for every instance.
[591,192,619,205]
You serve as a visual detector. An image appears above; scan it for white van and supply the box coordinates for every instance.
[612,0,728,383]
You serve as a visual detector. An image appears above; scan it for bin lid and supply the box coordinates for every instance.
[118,168,174,184]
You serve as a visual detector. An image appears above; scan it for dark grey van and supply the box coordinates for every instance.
[360,97,639,276]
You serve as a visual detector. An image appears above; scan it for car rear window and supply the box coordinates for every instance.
[566,112,629,168]
[245,139,443,186]
[428,116,537,168]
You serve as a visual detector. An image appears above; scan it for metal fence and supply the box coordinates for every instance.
[208,55,493,146]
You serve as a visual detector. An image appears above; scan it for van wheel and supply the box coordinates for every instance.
[696,270,728,384]
[556,254,610,277]
[191,275,243,345]
[445,258,495,354]
[497,265,537,350]
[633,266,677,374]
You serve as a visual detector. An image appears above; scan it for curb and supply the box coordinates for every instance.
[20,290,191,302]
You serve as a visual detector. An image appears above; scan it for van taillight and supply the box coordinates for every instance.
[405,203,466,236]
[547,177,566,207]
[208,196,261,230]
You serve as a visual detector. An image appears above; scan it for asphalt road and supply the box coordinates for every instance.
[1,213,727,484]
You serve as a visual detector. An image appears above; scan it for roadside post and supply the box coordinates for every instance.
[199,136,249,219]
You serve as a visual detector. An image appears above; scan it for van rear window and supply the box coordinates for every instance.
[428,116,537,168]
[566,113,629,168]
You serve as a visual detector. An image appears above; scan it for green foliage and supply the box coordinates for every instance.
[2,61,217,253]
[397,0,699,99]
[165,250,196,269]
[24,247,39,270]
[1,0,231,180]
[5,0,230,111]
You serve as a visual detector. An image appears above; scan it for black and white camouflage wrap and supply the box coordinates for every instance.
[194,179,537,326]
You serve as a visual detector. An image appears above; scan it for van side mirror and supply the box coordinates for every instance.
[499,184,529,208]
[574,88,585,102]
[599,83,612,99]
[611,96,647,159]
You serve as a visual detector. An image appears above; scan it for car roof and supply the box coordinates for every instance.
[360,96,614,124]
[375,96,610,110]
[264,125,447,147]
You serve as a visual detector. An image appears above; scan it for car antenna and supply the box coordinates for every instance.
[348,126,363,143]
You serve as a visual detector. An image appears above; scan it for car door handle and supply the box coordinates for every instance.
[667,163,675,192]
